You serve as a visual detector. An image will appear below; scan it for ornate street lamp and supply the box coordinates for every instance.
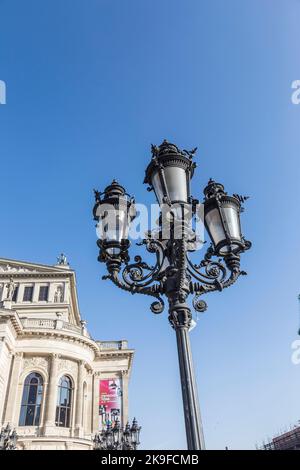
[92,140,251,450]
[144,140,196,205]
[93,418,141,451]
[93,180,136,261]
[203,179,251,256]
[0,424,18,450]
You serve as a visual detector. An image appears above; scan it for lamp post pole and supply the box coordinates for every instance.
[92,140,251,450]
[171,302,205,449]
[164,236,205,450]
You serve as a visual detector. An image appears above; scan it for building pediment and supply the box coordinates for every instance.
[0,257,81,327]
[0,263,38,274]
[0,258,70,276]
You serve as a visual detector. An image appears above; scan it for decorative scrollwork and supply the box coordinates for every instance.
[99,238,244,316]
[187,254,227,288]
[192,296,207,313]
[150,299,165,314]
[121,239,166,289]
[185,242,245,305]
[100,238,166,314]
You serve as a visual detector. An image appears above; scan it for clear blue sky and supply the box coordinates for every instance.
[1,0,300,450]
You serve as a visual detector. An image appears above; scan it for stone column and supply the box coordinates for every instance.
[43,354,59,433]
[85,370,93,435]
[32,283,40,303]
[121,371,129,426]
[92,373,100,434]
[0,347,13,425]
[75,360,85,437]
[3,352,23,426]
[0,283,4,302]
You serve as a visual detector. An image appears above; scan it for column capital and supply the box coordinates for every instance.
[51,353,60,360]
[15,352,23,359]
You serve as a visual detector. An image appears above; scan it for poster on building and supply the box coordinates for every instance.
[99,378,122,428]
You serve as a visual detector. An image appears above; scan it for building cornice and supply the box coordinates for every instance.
[0,272,72,279]
[96,349,135,368]
[0,309,23,334]
[1,309,134,370]
[19,328,100,353]
[18,328,134,370]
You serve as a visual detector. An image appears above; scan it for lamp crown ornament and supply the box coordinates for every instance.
[103,179,127,198]
[203,178,226,199]
[150,139,197,160]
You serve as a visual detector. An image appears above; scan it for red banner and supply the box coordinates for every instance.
[99,379,122,428]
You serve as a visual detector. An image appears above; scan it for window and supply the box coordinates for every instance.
[56,376,73,428]
[38,286,49,301]
[19,372,43,426]
[23,286,33,302]
[12,285,19,302]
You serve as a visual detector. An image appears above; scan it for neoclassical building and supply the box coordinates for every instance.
[0,256,134,450]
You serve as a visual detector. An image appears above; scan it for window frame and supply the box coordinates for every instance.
[55,375,73,428]
[23,285,34,302]
[19,372,44,427]
[38,285,49,302]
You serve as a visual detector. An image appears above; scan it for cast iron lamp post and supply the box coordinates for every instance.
[92,140,251,450]
[93,418,141,450]
[0,424,18,450]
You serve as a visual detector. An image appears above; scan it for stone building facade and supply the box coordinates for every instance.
[0,257,134,450]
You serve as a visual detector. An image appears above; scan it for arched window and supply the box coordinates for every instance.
[55,375,73,427]
[19,372,43,426]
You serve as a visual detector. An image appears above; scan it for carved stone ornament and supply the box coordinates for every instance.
[5,277,15,301]
[57,359,78,375]
[54,285,64,303]
[23,356,49,371]
[0,264,37,273]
